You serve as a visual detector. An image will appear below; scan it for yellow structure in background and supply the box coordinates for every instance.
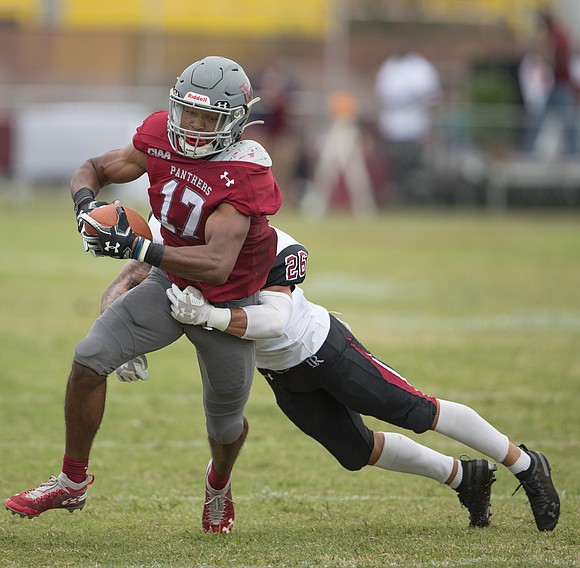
[0,0,553,36]
[62,0,328,36]
[422,0,550,32]
[0,0,41,24]
[0,0,328,37]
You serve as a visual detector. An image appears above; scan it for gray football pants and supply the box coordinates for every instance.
[74,267,257,444]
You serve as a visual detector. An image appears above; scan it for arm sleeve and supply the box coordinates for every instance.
[241,290,293,340]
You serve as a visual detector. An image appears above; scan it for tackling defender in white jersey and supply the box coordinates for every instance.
[110,221,560,532]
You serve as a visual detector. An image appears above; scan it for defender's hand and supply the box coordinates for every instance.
[116,355,149,382]
[166,284,213,325]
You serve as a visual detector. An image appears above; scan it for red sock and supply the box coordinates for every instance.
[62,456,89,484]
[207,462,231,490]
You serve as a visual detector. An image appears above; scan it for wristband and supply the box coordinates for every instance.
[207,308,232,331]
[73,187,96,211]
[133,238,165,267]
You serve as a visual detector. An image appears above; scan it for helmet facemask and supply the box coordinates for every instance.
[168,89,251,158]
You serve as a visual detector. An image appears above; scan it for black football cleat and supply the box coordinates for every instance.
[455,456,497,527]
[513,444,560,531]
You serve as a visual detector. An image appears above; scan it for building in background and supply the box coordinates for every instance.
[1,0,579,209]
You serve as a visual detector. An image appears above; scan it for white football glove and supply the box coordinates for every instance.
[115,355,149,382]
[166,284,213,325]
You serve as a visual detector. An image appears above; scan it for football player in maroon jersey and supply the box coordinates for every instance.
[5,56,282,534]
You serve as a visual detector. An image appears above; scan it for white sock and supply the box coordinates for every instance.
[373,432,454,484]
[58,472,88,489]
[434,399,510,463]
[448,462,463,490]
[508,449,532,475]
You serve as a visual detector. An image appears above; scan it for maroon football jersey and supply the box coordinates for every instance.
[133,111,282,302]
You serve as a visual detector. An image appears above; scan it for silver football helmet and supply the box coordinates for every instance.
[167,56,260,158]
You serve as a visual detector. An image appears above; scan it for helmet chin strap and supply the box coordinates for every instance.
[194,144,215,157]
[179,135,216,158]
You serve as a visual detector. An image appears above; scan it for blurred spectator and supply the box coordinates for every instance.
[249,59,301,204]
[518,50,553,117]
[0,109,13,177]
[374,49,442,205]
[522,10,578,157]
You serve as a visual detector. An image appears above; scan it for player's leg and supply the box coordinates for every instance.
[301,317,498,526]
[315,317,439,433]
[261,368,494,528]
[203,417,248,535]
[208,417,249,481]
[5,268,183,519]
[261,370,375,471]
[432,399,560,531]
[372,431,495,527]
[324,317,559,531]
[186,323,256,533]
[69,266,183,453]
[323,316,559,530]
[370,431,453,481]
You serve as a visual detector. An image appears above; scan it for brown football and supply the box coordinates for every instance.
[84,203,153,240]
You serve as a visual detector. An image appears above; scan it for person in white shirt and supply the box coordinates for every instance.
[374,50,441,204]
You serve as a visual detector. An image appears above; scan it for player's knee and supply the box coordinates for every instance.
[336,453,367,471]
[75,335,103,360]
[207,417,245,445]
[320,429,374,471]
[330,443,370,471]
[74,336,117,376]
[400,402,438,434]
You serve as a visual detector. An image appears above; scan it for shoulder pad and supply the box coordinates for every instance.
[263,228,309,288]
[213,140,272,166]
[273,227,302,254]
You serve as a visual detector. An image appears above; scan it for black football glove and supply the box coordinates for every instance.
[80,206,138,260]
[73,187,111,233]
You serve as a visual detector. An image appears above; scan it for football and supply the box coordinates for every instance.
[84,203,152,240]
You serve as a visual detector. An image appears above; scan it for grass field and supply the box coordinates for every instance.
[0,194,579,567]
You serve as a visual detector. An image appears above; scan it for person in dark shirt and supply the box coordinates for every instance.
[523,10,578,156]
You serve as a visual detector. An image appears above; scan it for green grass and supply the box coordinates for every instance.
[0,195,579,567]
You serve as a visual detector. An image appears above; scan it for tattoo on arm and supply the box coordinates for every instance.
[101,261,152,313]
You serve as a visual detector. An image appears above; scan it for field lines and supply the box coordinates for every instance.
[363,311,580,333]
[94,490,576,505]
